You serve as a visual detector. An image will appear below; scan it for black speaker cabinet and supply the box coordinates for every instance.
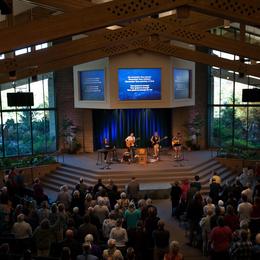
[242,89,260,102]
[7,92,34,107]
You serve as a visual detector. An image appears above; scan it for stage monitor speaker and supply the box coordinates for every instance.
[7,92,34,107]
[242,89,260,102]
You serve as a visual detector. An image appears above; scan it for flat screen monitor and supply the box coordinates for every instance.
[118,68,161,100]
[79,69,105,101]
[174,68,191,99]
[7,92,34,107]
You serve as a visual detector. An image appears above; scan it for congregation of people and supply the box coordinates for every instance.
[0,171,182,260]
[0,166,260,260]
[170,168,260,260]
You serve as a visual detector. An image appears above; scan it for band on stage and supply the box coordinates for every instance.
[100,131,183,164]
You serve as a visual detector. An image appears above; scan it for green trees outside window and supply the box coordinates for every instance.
[209,65,260,150]
[0,73,56,157]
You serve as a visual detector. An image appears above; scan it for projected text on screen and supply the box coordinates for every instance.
[118,68,161,100]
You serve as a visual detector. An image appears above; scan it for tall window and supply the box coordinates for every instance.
[0,73,56,157]
[209,51,260,149]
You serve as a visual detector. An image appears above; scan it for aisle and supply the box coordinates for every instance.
[154,199,208,260]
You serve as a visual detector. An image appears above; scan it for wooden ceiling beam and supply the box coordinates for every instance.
[161,12,223,31]
[0,42,140,84]
[140,18,260,61]
[19,0,93,12]
[2,16,260,74]
[141,40,260,77]
[0,0,189,53]
[0,21,153,73]
[0,6,54,30]
[189,0,260,28]
[1,37,259,84]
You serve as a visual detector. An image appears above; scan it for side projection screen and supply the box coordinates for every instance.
[174,68,191,99]
[118,68,161,100]
[79,69,105,101]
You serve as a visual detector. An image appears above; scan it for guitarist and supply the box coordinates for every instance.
[150,131,160,159]
[125,132,136,161]
[172,132,182,159]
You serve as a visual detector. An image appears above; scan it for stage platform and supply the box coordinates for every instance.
[56,149,218,173]
[41,150,234,199]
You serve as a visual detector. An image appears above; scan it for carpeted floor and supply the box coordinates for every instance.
[154,199,208,260]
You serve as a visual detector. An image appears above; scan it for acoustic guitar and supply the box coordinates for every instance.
[126,137,140,148]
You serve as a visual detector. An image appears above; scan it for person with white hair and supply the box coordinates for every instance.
[163,240,183,260]
[93,197,109,226]
[117,192,130,211]
[218,200,225,215]
[84,234,102,259]
[12,213,32,239]
[84,193,96,213]
[103,238,123,260]
[203,197,216,216]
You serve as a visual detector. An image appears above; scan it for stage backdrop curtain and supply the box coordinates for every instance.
[93,109,172,150]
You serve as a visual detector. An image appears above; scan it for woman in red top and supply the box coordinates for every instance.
[223,205,240,232]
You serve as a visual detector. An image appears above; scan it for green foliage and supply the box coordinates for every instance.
[217,146,260,160]
[0,154,56,170]
[60,116,81,153]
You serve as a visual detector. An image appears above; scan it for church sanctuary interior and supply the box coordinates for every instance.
[0,1,260,260]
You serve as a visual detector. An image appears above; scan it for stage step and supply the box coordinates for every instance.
[41,158,234,198]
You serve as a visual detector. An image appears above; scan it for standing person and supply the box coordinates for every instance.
[32,178,47,206]
[124,202,141,230]
[164,240,184,260]
[170,181,182,217]
[103,137,111,163]
[209,178,221,205]
[172,132,182,160]
[209,217,232,260]
[237,194,253,222]
[186,192,204,247]
[229,230,253,260]
[152,220,170,260]
[109,218,128,254]
[126,177,140,202]
[150,131,160,160]
[125,132,136,161]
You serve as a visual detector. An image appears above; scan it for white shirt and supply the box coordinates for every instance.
[237,202,253,222]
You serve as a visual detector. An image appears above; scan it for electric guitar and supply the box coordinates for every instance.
[126,137,140,148]
[151,136,168,146]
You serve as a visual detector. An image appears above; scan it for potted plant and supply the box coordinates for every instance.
[60,117,81,153]
[185,108,204,150]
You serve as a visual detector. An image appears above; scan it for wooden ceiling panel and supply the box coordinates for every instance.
[2,17,260,74]
[1,37,260,84]
[190,0,260,27]
[0,0,188,53]
[20,0,93,11]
